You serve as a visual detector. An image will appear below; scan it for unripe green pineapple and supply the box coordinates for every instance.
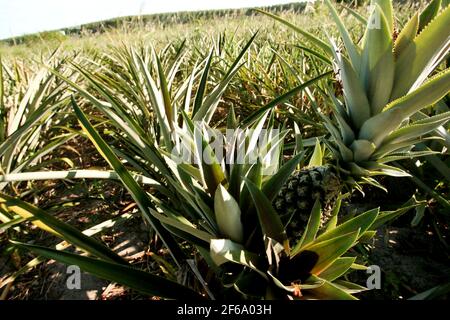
[274,165,341,242]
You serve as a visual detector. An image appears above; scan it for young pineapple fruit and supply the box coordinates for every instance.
[274,0,450,237]
[274,165,341,239]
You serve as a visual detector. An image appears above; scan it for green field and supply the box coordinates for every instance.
[0,0,449,301]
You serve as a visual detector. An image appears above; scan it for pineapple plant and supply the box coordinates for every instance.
[269,0,450,236]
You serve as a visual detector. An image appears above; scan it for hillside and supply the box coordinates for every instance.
[1,2,307,46]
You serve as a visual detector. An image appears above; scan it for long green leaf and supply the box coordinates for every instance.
[324,0,360,72]
[361,4,394,115]
[245,179,289,252]
[359,69,450,146]
[418,0,442,32]
[392,5,450,98]
[262,152,305,201]
[255,9,332,55]
[304,275,357,300]
[316,208,378,243]
[193,50,213,116]
[302,231,359,275]
[319,257,356,281]
[12,241,201,300]
[0,193,124,264]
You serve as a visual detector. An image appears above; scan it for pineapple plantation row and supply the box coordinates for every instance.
[0,0,449,300]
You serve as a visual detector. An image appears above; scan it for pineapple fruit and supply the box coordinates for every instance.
[273,0,450,236]
[274,165,341,239]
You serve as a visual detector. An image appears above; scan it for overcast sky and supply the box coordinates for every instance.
[0,0,304,39]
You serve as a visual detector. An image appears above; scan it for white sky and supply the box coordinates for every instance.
[0,0,301,40]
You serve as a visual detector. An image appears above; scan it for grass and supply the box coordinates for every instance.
[1,3,356,58]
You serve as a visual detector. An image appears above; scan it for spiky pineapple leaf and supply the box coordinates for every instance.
[381,111,450,146]
[350,139,376,162]
[149,208,213,244]
[268,271,324,294]
[193,49,214,116]
[254,9,332,55]
[335,53,371,129]
[334,280,368,294]
[323,120,355,162]
[0,216,26,232]
[391,5,450,98]
[409,283,450,300]
[347,162,375,176]
[241,71,332,127]
[240,160,262,210]
[371,0,394,34]
[361,4,394,115]
[395,13,419,57]
[339,3,367,25]
[371,197,420,229]
[262,152,305,201]
[419,0,442,32]
[324,195,343,232]
[333,107,355,145]
[154,53,174,129]
[378,151,439,164]
[324,0,361,71]
[363,162,411,177]
[308,138,323,167]
[372,137,437,158]
[317,208,378,243]
[51,63,171,176]
[189,119,226,195]
[193,34,257,124]
[227,105,238,129]
[245,179,289,252]
[413,111,450,149]
[304,274,357,300]
[319,257,356,281]
[228,162,243,202]
[1,212,134,290]
[358,230,377,243]
[359,69,450,146]
[294,199,322,250]
[295,231,359,274]
[294,44,332,65]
